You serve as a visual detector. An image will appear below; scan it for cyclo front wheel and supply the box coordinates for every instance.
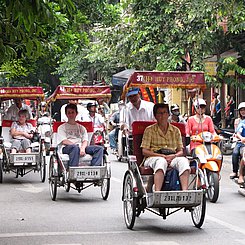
[49,155,58,201]
[191,192,206,228]
[207,171,219,203]
[123,172,136,229]
[101,177,110,200]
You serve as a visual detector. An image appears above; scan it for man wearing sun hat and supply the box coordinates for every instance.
[123,87,155,132]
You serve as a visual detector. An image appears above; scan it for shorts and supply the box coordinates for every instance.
[144,156,190,175]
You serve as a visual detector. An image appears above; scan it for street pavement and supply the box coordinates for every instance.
[0,153,245,245]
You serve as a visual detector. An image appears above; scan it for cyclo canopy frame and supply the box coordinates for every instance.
[121,71,206,99]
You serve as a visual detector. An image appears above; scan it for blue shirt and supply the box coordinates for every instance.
[236,119,245,137]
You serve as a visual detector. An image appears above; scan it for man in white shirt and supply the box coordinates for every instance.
[123,87,155,132]
[57,103,103,167]
[3,98,33,121]
[82,103,105,129]
[60,99,87,122]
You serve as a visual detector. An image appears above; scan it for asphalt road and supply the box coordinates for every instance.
[0,154,244,245]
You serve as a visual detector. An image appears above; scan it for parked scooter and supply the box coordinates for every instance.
[191,131,223,203]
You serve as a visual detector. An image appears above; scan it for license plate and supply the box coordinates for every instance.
[159,191,201,205]
[74,168,101,180]
[13,154,36,163]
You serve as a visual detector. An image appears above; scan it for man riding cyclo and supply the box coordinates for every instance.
[57,103,104,168]
[141,103,190,192]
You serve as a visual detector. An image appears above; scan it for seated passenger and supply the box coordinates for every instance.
[10,109,35,153]
[57,103,104,167]
[141,103,190,191]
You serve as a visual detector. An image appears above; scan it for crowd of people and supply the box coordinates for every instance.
[1,87,245,188]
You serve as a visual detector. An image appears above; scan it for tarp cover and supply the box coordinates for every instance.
[46,85,111,103]
[0,87,44,100]
[112,69,135,86]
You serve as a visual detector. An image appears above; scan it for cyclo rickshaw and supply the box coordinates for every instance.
[121,71,207,229]
[46,85,111,201]
[0,86,46,183]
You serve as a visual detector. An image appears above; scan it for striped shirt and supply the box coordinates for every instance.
[140,123,183,152]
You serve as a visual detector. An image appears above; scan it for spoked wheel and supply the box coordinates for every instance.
[0,159,3,183]
[191,193,206,228]
[206,171,219,203]
[101,178,110,200]
[49,155,58,201]
[65,182,70,192]
[123,172,137,229]
[40,154,46,183]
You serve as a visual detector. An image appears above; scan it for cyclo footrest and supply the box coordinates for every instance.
[147,190,203,208]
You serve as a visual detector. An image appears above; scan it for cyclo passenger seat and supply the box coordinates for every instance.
[1,119,39,150]
[131,121,187,175]
[51,121,94,166]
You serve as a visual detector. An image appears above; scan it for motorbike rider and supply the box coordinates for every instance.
[108,107,120,153]
[169,104,186,124]
[230,102,245,180]
[186,98,216,154]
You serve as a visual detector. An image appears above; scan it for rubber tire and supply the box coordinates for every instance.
[123,172,136,230]
[219,140,233,155]
[207,171,219,203]
[40,154,46,183]
[65,182,70,192]
[191,193,206,228]
[0,159,3,183]
[101,178,110,200]
[49,156,58,201]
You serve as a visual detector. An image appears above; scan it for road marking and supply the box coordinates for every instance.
[136,242,178,245]
[207,215,245,235]
[16,183,43,193]
[0,230,147,238]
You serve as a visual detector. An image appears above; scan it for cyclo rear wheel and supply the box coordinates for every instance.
[191,192,206,228]
[207,171,219,203]
[123,172,136,229]
[101,177,110,200]
[40,153,46,183]
[0,159,3,183]
[49,155,58,201]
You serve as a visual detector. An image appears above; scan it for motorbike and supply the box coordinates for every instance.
[217,128,236,155]
[191,131,223,203]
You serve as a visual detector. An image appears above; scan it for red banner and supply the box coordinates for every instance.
[0,87,44,100]
[46,85,111,103]
[122,71,206,98]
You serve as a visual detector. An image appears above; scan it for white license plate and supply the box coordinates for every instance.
[13,155,36,163]
[74,168,101,180]
[159,192,200,205]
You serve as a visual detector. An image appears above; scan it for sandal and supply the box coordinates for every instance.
[229,172,238,179]
[238,178,245,185]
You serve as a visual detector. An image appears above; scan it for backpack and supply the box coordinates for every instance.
[162,168,181,191]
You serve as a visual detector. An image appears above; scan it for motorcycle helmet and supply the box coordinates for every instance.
[170,104,180,116]
[194,98,206,110]
[238,102,245,110]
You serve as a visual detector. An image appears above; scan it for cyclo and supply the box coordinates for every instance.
[46,85,111,201]
[0,87,46,183]
[121,71,207,229]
